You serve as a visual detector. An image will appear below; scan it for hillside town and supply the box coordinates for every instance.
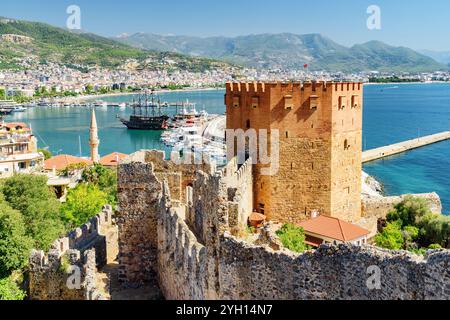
[1,56,450,102]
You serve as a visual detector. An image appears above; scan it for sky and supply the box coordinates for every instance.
[1,0,450,51]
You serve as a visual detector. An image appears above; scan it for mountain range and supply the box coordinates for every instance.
[0,17,447,73]
[419,50,450,66]
[0,18,232,72]
[117,33,447,72]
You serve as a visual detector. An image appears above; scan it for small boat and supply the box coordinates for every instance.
[0,109,13,115]
[12,106,26,112]
[93,100,108,108]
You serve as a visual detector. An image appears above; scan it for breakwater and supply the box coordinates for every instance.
[362,131,450,163]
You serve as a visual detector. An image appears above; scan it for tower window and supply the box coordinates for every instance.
[344,139,350,150]
[310,95,319,109]
[286,131,290,138]
[233,96,240,108]
[284,95,293,110]
[251,96,259,109]
[339,96,346,109]
[246,120,251,129]
[351,95,359,108]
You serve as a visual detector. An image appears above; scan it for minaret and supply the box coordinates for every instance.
[89,109,100,163]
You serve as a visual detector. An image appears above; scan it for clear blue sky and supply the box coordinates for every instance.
[2,0,450,51]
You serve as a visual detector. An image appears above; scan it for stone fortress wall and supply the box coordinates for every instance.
[28,205,118,300]
[116,150,450,300]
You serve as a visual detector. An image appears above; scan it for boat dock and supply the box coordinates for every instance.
[362,131,450,163]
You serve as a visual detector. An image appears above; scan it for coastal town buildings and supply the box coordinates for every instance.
[1,54,449,104]
[0,122,44,178]
[43,154,92,201]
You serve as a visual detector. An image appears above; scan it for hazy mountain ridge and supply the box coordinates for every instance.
[118,32,446,72]
[420,49,450,66]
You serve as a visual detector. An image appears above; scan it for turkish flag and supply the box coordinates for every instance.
[304,64,308,69]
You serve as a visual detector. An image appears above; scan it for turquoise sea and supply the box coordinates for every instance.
[9,84,450,213]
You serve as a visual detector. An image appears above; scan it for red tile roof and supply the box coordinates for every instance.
[298,216,370,242]
[99,152,128,167]
[44,155,93,171]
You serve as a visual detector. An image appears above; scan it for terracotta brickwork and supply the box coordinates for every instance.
[225,81,363,224]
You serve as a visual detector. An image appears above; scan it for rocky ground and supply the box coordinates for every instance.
[362,171,384,198]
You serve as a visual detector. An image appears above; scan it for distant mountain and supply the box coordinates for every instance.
[419,50,450,66]
[117,33,446,72]
[0,18,233,72]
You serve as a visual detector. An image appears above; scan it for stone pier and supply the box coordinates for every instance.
[363,131,450,163]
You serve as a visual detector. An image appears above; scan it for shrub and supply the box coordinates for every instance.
[276,224,309,253]
[375,221,404,250]
[61,184,108,228]
[0,199,33,278]
[386,195,432,228]
[38,148,52,160]
[0,174,65,251]
[0,277,26,300]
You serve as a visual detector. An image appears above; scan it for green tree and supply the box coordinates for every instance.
[84,84,94,94]
[82,164,117,205]
[386,196,432,228]
[0,277,26,301]
[61,184,108,228]
[0,175,65,250]
[375,221,404,250]
[38,148,53,160]
[276,224,309,253]
[402,225,419,243]
[0,198,33,278]
[419,214,450,248]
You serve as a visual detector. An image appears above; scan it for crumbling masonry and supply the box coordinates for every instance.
[28,205,118,300]
[115,150,450,300]
[27,150,450,300]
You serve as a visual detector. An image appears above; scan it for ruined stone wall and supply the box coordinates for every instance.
[218,235,450,300]
[118,151,246,299]
[28,205,116,300]
[157,187,211,300]
[117,154,162,285]
[221,157,253,234]
[117,151,449,301]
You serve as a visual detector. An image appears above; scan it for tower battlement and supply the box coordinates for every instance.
[226,81,362,94]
